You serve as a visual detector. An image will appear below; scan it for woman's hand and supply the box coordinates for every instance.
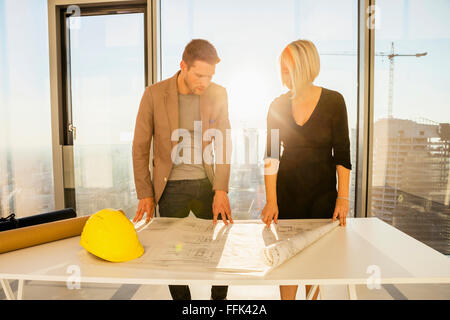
[261,202,279,228]
[332,197,349,226]
[213,190,233,225]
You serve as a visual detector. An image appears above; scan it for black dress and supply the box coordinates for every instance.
[265,87,352,219]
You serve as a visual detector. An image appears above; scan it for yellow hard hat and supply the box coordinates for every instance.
[80,208,144,262]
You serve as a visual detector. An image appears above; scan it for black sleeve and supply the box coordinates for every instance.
[264,102,281,160]
[331,93,352,170]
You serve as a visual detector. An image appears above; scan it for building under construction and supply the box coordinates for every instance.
[371,118,450,254]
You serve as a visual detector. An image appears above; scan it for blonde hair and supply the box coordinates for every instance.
[280,39,320,99]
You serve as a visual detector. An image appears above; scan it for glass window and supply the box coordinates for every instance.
[161,0,358,219]
[371,0,450,254]
[67,12,146,217]
[0,0,55,218]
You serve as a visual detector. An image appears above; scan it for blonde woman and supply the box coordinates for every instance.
[261,40,352,300]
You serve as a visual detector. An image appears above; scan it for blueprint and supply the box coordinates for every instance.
[128,214,339,275]
[262,220,340,268]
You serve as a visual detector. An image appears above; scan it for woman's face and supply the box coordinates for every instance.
[281,61,292,90]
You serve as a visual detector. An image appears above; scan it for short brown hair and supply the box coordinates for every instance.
[182,39,220,67]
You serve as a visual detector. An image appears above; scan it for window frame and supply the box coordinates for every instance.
[356,0,376,218]
[47,0,374,218]
[47,0,156,210]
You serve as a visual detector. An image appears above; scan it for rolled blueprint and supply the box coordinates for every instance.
[17,208,77,228]
[262,220,340,268]
[0,215,90,254]
[0,209,77,232]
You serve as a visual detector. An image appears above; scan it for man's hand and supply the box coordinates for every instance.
[212,190,233,225]
[261,202,278,228]
[332,197,349,226]
[133,197,155,224]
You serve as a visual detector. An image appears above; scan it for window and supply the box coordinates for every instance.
[0,0,55,217]
[161,0,358,219]
[371,0,450,254]
[64,7,146,217]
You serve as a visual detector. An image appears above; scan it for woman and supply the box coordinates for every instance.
[261,39,352,300]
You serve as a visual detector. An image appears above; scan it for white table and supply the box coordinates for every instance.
[1,217,449,300]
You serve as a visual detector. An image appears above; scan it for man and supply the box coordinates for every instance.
[131,39,232,300]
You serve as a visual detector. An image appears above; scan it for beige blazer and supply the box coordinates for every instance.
[132,71,232,204]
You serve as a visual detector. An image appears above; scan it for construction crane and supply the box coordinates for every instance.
[376,42,427,118]
[321,42,427,118]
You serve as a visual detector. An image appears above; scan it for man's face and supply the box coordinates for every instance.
[181,60,216,95]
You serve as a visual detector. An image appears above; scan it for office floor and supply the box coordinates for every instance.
[1,280,449,300]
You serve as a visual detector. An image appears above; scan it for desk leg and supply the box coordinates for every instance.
[306,285,320,300]
[347,284,357,300]
[0,279,16,300]
[17,280,24,300]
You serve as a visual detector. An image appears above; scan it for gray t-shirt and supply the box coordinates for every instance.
[168,93,207,181]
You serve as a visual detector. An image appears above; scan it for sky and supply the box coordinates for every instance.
[373,0,450,123]
[1,0,449,151]
[161,0,358,130]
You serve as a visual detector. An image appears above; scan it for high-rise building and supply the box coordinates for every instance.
[371,118,450,253]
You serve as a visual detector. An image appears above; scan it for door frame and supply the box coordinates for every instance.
[47,0,159,210]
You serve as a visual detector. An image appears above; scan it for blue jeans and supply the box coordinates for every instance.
[158,178,228,300]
